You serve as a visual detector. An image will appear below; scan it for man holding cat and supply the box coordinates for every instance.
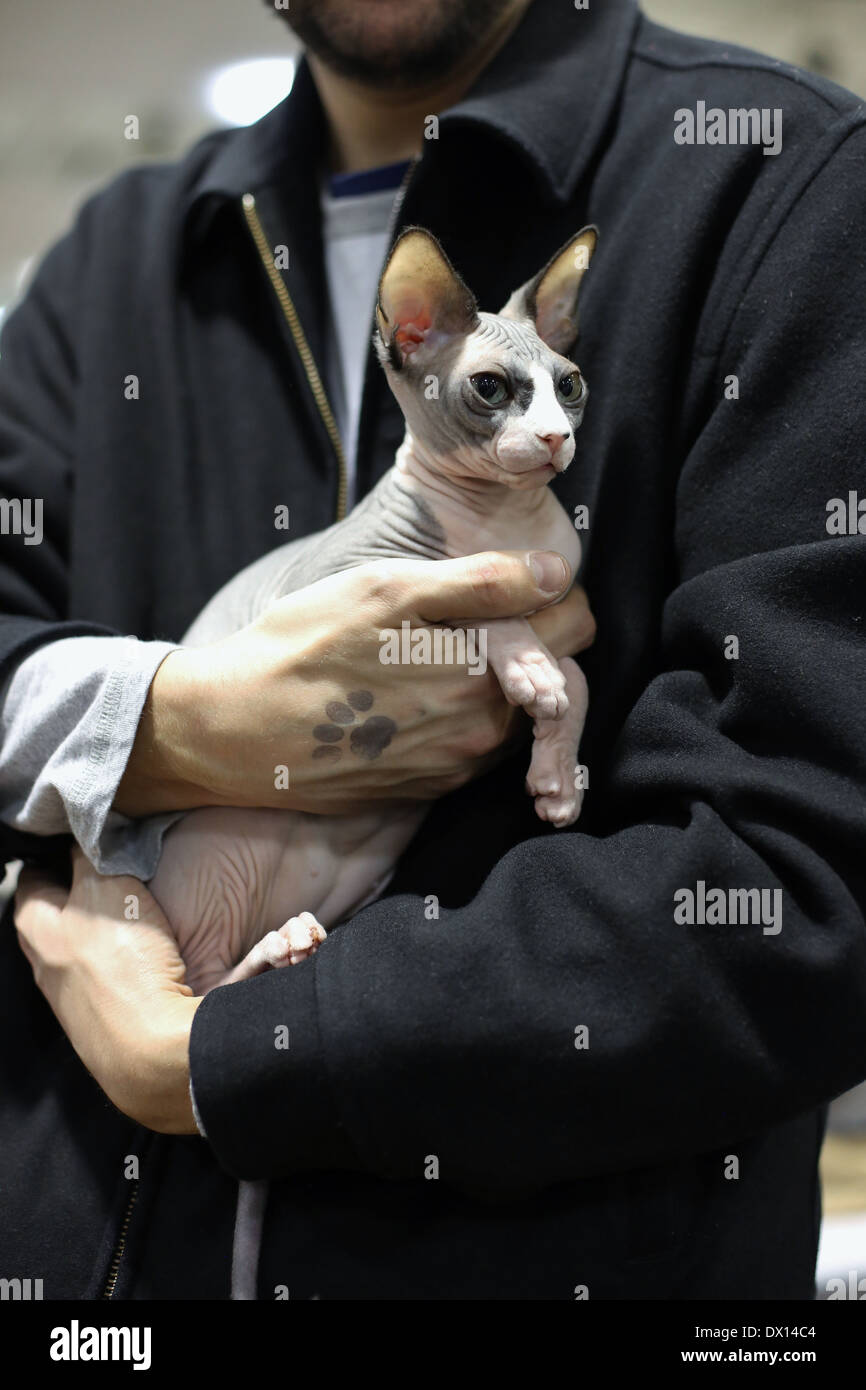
[4,0,866,1299]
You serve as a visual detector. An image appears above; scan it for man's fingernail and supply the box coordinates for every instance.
[529,551,569,594]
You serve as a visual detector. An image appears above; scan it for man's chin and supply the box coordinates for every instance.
[277,0,520,89]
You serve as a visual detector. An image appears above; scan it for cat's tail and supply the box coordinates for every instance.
[231,1178,269,1301]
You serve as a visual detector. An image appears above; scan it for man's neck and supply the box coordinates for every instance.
[309,0,531,175]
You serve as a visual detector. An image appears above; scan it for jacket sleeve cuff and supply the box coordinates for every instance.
[188,953,361,1180]
[0,633,182,877]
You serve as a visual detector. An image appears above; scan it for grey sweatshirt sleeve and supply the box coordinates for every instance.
[0,635,183,877]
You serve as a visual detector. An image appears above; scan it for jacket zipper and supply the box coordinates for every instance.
[242,191,349,522]
[241,158,418,524]
[101,1179,139,1299]
[384,155,418,250]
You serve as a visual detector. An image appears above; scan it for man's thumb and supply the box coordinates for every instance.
[413,550,571,623]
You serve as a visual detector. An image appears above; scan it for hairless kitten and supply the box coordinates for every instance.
[144,223,598,1298]
[147,224,598,998]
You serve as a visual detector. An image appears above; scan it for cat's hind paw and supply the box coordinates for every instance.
[279,911,328,965]
[221,911,327,985]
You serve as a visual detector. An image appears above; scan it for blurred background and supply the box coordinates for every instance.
[1,0,864,1297]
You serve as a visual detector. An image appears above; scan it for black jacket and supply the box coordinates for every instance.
[1,0,864,1299]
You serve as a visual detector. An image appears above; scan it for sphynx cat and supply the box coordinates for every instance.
[147,225,597,994]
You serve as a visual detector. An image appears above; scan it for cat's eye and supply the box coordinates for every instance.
[470,373,509,406]
[557,373,583,402]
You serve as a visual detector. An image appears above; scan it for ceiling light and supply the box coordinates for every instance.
[204,57,296,128]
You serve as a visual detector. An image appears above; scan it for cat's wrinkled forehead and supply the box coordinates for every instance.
[468,311,562,367]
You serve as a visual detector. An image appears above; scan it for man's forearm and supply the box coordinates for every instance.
[15,852,202,1135]
[112,647,220,817]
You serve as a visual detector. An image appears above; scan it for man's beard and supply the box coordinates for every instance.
[271,0,521,89]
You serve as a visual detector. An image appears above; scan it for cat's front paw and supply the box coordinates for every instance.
[529,783,582,828]
[499,649,569,722]
[524,655,588,828]
[525,750,583,825]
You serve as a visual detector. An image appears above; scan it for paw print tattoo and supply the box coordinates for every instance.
[312,689,397,762]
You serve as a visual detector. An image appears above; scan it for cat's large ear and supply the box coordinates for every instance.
[500,226,598,355]
[376,227,479,369]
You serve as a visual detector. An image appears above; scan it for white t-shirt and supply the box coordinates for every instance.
[320,160,409,507]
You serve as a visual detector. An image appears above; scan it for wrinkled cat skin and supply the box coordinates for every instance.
[149,226,597,992]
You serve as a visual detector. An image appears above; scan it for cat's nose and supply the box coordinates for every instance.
[537,431,568,458]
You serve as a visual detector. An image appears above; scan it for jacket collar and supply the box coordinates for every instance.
[184,0,639,232]
[439,0,639,203]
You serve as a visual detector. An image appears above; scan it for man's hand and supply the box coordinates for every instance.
[15,849,200,1134]
[115,550,595,816]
